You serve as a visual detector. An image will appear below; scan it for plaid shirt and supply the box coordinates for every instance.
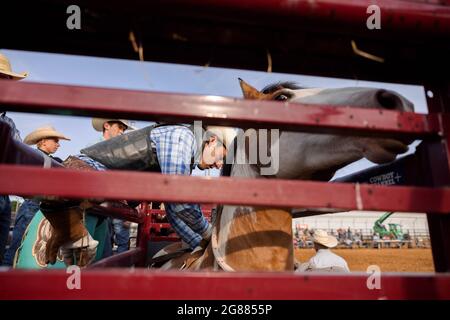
[76,125,209,249]
[150,125,209,249]
[75,153,107,171]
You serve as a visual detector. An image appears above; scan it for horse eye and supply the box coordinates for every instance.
[274,94,290,101]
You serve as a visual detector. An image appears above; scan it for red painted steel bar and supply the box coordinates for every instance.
[136,203,152,267]
[0,269,449,300]
[87,204,144,224]
[88,248,144,268]
[0,81,441,139]
[422,84,450,272]
[151,0,450,34]
[1,165,450,213]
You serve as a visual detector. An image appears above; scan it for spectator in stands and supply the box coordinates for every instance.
[372,232,380,249]
[3,126,70,265]
[337,228,345,242]
[353,231,363,248]
[297,229,350,273]
[0,52,28,264]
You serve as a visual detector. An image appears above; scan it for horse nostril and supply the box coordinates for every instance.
[376,90,402,110]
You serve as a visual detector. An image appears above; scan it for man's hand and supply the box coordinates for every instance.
[41,205,88,265]
[60,234,99,267]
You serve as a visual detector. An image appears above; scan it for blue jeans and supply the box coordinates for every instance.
[112,219,130,253]
[3,199,40,266]
[0,195,12,264]
[102,217,113,258]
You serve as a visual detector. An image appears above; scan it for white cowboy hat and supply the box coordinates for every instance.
[0,53,28,80]
[91,118,134,132]
[23,126,71,145]
[312,229,338,248]
[205,126,237,151]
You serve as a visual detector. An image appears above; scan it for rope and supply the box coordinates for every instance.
[129,31,144,61]
[266,49,272,73]
[351,40,384,63]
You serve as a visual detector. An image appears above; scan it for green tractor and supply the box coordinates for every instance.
[373,212,405,240]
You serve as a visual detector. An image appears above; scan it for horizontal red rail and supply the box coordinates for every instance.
[1,165,450,213]
[88,248,144,268]
[0,270,449,300]
[0,81,442,139]
[87,204,144,224]
[149,236,179,242]
[149,0,450,35]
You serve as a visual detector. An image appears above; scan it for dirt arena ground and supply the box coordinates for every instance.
[295,248,435,272]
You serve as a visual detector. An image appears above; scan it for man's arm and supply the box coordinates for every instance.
[153,126,210,248]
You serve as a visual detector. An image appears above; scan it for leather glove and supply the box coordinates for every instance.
[41,205,88,265]
[60,234,99,267]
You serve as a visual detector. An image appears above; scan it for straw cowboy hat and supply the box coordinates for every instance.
[205,126,237,151]
[24,126,71,145]
[0,53,28,80]
[92,118,134,132]
[312,229,338,248]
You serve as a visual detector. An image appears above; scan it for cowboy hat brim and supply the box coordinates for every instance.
[24,130,71,145]
[92,118,134,132]
[205,126,237,151]
[0,69,28,80]
[313,235,338,248]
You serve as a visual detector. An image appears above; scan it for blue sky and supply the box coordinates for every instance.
[2,49,428,178]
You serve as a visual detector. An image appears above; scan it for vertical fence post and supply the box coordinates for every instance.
[423,83,450,272]
[136,201,151,267]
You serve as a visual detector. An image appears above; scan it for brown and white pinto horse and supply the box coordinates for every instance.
[155,79,414,271]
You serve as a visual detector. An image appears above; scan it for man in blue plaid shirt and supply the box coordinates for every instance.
[77,124,236,251]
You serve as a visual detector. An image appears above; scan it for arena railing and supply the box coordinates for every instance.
[0,79,449,299]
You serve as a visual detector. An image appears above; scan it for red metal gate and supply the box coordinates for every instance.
[1,0,450,300]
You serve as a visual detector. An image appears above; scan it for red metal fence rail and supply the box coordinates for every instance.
[1,165,450,213]
[1,66,450,300]
[1,270,450,300]
[0,81,443,138]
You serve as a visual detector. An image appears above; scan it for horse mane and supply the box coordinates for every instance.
[261,81,303,94]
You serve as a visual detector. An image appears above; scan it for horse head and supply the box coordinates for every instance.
[239,79,414,180]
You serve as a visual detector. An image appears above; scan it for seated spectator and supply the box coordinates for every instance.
[353,232,363,248]
[297,229,350,273]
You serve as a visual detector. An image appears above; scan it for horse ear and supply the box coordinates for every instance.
[239,78,265,100]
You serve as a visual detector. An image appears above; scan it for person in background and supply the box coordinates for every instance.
[91,118,133,255]
[297,229,350,273]
[2,126,70,265]
[23,125,69,161]
[0,52,28,264]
